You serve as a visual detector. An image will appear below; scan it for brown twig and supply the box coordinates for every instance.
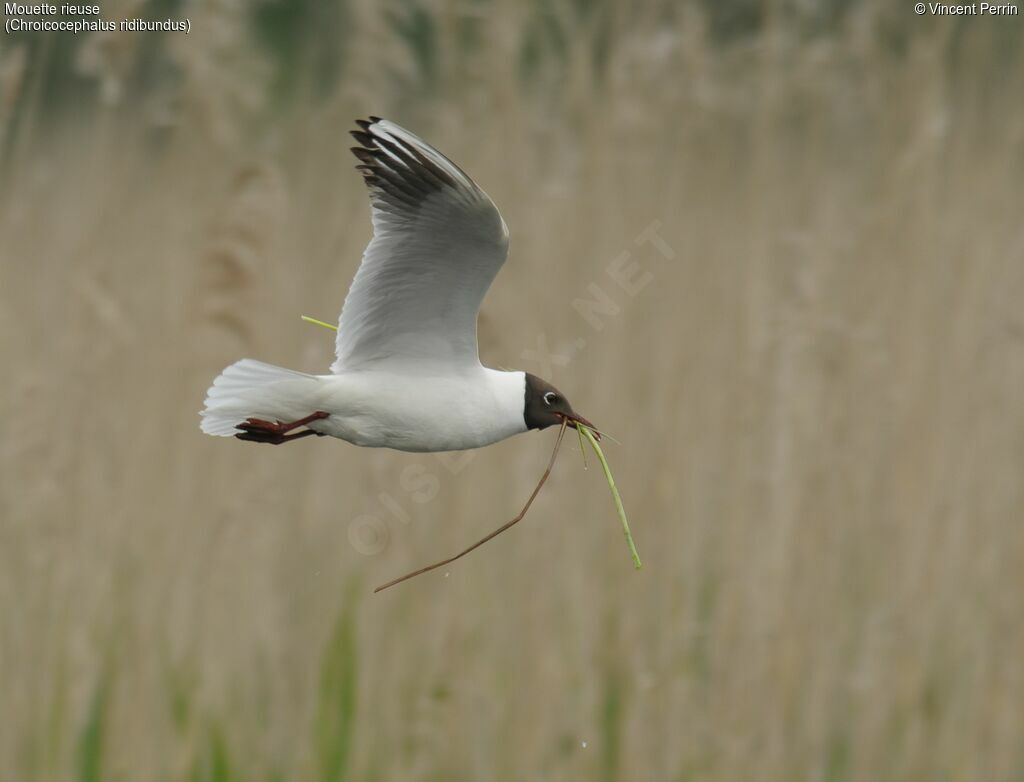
[374,420,569,593]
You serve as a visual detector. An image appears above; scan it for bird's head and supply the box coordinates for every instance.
[523,373,598,439]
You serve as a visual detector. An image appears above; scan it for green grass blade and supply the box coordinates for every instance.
[316,596,358,782]
[76,672,109,782]
[579,426,642,569]
[576,423,589,470]
[301,315,338,331]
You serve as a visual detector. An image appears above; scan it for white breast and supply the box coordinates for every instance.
[308,368,527,452]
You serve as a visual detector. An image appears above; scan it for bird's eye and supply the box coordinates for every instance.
[543,392,558,406]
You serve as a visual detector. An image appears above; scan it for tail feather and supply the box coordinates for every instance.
[200,359,320,437]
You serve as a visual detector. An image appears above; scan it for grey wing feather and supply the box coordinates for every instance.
[331,118,509,373]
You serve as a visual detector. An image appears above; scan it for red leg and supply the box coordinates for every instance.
[235,428,325,445]
[235,411,329,445]
[239,411,329,435]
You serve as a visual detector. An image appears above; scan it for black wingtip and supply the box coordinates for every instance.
[348,116,458,206]
[350,129,376,147]
[351,147,378,166]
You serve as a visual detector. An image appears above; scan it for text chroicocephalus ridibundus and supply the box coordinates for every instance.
[200,117,595,452]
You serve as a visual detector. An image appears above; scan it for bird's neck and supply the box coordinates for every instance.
[481,368,529,434]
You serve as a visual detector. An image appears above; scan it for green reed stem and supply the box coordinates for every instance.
[579,425,642,570]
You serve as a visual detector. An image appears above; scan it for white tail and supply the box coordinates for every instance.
[200,359,321,436]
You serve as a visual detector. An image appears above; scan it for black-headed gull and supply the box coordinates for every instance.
[200,117,595,452]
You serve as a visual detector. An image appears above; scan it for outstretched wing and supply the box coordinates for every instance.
[331,118,509,373]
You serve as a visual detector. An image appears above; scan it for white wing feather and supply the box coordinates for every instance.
[331,118,509,373]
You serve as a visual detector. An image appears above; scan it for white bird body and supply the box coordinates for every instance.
[200,118,589,452]
[203,361,526,452]
[307,368,527,451]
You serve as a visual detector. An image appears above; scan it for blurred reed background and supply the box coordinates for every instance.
[2,1,1023,780]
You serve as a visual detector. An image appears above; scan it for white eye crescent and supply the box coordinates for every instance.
[543,392,557,406]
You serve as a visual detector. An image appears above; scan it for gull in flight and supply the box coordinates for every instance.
[200,117,595,452]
